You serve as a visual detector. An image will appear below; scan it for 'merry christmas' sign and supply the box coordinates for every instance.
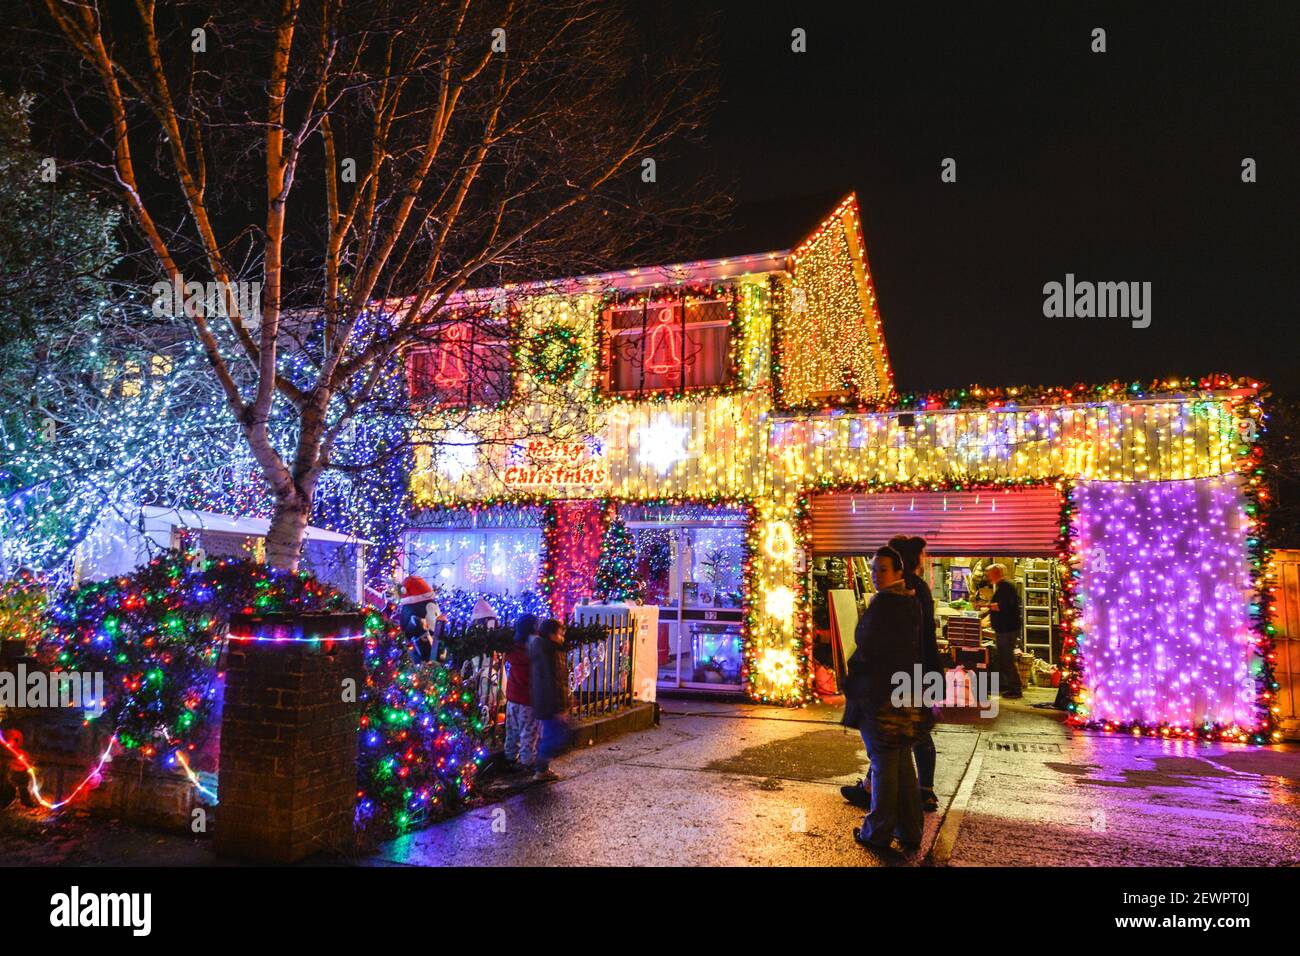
[502,438,608,490]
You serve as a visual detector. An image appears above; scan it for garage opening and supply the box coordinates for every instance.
[806,487,1066,693]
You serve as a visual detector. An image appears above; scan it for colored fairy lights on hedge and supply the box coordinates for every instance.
[3,552,494,821]
[357,611,487,836]
[0,570,46,648]
[42,553,350,761]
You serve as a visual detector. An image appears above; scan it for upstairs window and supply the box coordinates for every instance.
[407,318,512,408]
[601,294,734,397]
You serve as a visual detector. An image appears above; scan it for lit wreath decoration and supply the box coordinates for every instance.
[527,323,585,384]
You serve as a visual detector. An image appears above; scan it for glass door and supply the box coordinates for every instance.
[635,522,746,692]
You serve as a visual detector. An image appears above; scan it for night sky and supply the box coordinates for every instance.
[673,1,1299,396]
[5,2,1294,396]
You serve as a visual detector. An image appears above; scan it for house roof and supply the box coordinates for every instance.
[432,191,860,306]
[138,506,369,546]
[439,250,791,306]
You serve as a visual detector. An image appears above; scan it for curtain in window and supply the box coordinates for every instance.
[605,298,731,395]
[407,323,511,405]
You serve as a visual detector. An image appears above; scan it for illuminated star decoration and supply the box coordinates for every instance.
[636,413,689,474]
[435,430,479,482]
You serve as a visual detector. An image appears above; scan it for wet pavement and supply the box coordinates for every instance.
[0,808,223,866]
[4,687,1299,866]
[938,705,1300,867]
[377,689,1300,867]
[378,700,957,867]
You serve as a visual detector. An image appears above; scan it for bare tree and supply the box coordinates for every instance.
[32,0,721,568]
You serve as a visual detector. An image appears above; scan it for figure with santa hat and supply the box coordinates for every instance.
[393,574,444,662]
[463,596,504,710]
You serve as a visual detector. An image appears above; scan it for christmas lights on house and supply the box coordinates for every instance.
[5,191,1277,751]
[400,207,1273,725]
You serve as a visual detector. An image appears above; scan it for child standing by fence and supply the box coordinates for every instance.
[529,618,571,782]
[503,614,540,773]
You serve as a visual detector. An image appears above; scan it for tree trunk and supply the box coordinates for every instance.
[264,490,310,570]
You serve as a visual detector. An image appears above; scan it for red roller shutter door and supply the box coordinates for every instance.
[808,487,1063,557]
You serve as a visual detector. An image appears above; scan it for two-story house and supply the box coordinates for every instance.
[401,194,1275,743]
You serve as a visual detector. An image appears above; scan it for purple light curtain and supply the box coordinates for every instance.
[1073,475,1258,729]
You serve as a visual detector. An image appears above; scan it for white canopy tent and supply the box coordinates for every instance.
[74,505,369,602]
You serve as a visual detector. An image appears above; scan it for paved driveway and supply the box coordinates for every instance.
[377,690,1300,867]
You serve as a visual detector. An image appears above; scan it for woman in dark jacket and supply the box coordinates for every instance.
[844,536,943,814]
[528,618,571,782]
[843,546,928,854]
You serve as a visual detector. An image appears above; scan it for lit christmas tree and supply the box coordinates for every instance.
[594,517,643,603]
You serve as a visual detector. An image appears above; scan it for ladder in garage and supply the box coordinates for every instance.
[1021,562,1057,663]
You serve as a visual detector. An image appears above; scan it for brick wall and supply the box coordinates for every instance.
[1,651,215,830]
[214,613,365,863]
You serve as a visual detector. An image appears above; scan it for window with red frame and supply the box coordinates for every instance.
[602,295,733,397]
[407,319,512,407]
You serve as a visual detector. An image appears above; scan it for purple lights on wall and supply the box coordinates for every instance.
[1072,475,1260,732]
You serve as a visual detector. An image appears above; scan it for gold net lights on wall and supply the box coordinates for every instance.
[776,195,896,411]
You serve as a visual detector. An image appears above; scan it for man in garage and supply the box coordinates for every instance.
[980,563,1023,699]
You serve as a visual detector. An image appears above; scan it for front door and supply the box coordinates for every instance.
[636,522,746,692]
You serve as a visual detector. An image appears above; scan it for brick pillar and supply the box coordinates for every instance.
[214,612,365,863]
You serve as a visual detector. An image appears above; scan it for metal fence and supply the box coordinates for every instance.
[449,615,638,750]
[566,613,637,722]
